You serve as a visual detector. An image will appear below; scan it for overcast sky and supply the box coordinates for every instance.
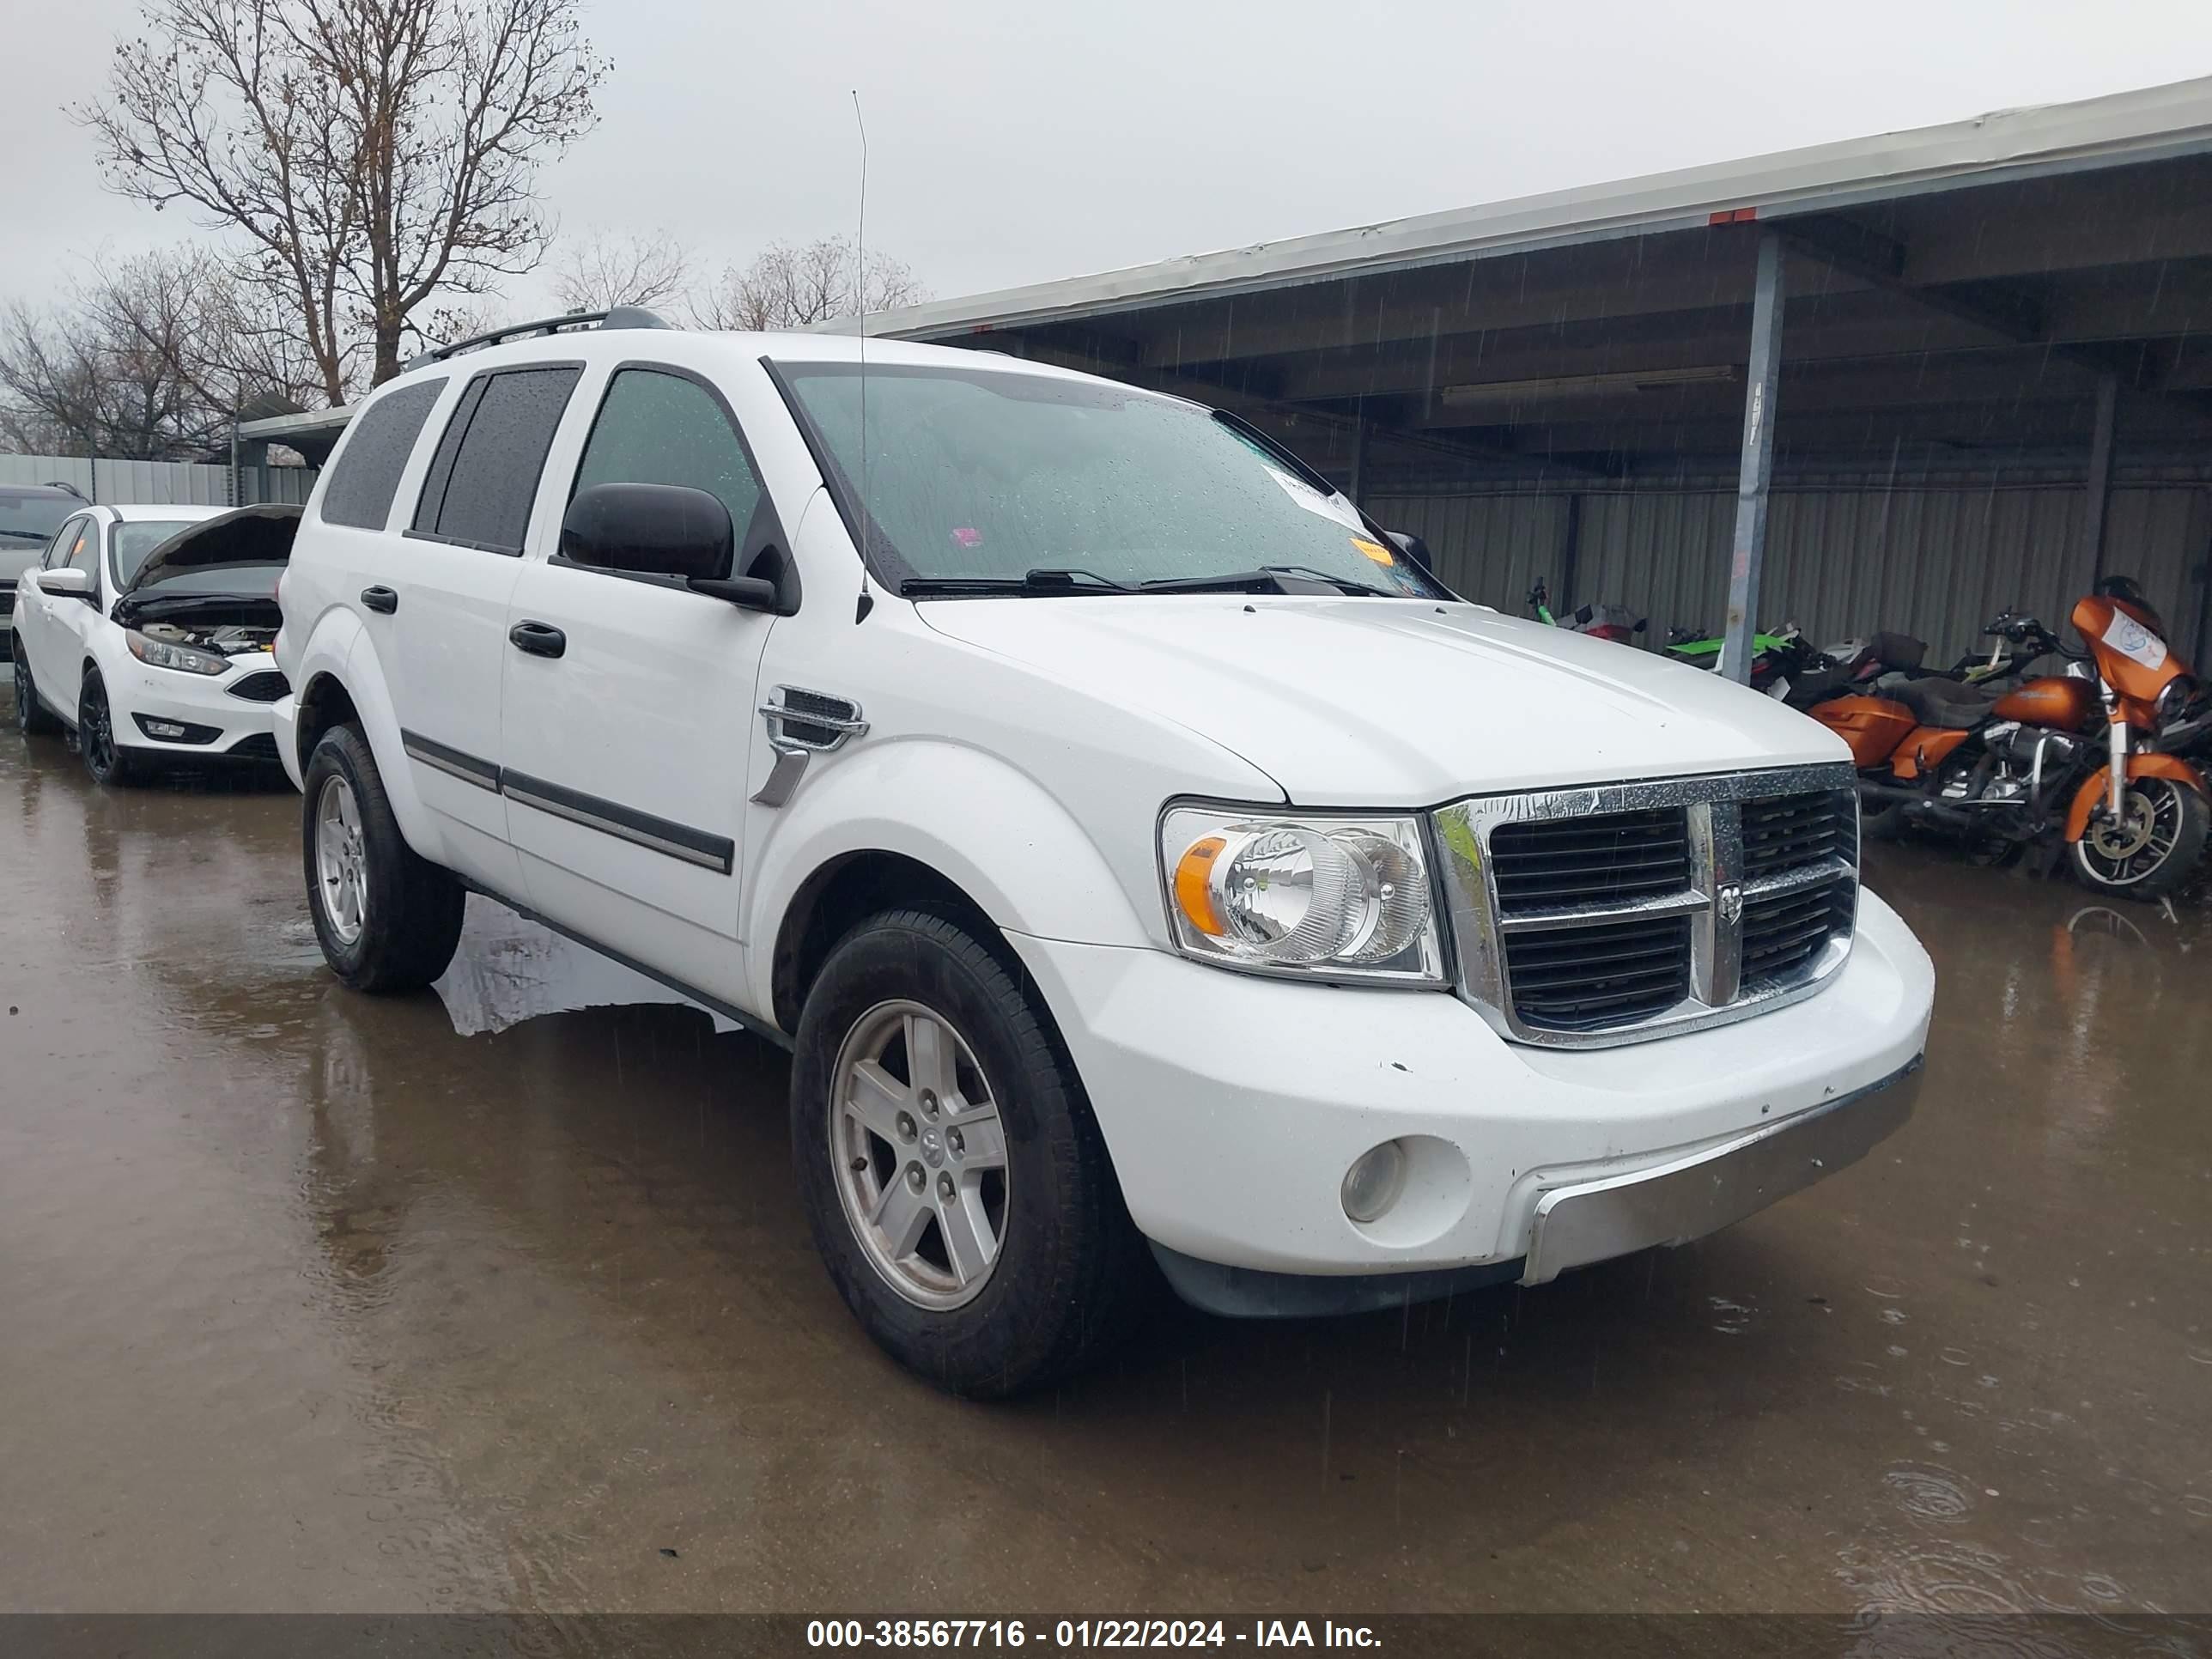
[8,0,2212,318]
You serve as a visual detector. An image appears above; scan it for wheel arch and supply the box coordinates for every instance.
[769,849,1007,1034]
[745,738,1158,1030]
[292,617,441,859]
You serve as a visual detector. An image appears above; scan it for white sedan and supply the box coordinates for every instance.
[12,502,299,785]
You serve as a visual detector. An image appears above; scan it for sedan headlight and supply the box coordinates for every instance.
[126,630,230,676]
[1158,806,1446,984]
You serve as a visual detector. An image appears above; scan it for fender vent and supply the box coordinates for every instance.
[759,686,867,751]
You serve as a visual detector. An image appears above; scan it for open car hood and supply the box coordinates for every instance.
[113,504,300,628]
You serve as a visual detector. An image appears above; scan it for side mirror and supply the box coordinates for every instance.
[1384,531,1434,574]
[35,567,94,600]
[561,483,776,611]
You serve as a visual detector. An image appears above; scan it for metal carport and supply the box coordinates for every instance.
[874,77,2212,676]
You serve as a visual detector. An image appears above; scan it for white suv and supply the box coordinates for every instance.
[273,312,1934,1396]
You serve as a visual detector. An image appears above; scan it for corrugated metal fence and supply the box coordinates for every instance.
[0,453,318,508]
[1370,468,2212,666]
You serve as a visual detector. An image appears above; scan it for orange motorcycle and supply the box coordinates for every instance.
[1809,579,2211,900]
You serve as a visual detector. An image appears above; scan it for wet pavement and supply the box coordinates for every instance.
[2,704,2209,1618]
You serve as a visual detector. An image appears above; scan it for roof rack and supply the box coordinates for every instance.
[406,306,674,371]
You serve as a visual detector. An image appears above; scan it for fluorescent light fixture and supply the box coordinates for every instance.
[1439,365,1740,405]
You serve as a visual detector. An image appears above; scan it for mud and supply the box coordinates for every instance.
[2,714,2209,1615]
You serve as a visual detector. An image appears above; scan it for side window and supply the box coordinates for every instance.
[70,526,100,576]
[321,378,447,529]
[570,368,763,542]
[410,366,581,553]
[45,516,86,569]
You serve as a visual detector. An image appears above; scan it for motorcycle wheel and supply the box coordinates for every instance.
[2069,778,2210,900]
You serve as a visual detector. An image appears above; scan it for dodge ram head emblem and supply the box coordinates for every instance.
[1717,883,1744,926]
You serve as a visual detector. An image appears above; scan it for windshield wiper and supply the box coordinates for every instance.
[899,568,1132,598]
[1139,565,1392,598]
[0,529,53,543]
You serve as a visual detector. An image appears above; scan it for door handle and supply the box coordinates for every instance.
[361,586,398,614]
[507,620,567,659]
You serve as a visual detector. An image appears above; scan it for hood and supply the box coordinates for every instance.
[113,504,299,629]
[917,595,1850,805]
[120,503,301,595]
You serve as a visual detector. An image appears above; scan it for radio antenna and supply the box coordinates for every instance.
[852,88,875,623]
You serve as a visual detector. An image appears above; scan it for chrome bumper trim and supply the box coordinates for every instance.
[1519,1055,1922,1285]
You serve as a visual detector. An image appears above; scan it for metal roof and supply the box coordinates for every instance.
[876,76,2212,343]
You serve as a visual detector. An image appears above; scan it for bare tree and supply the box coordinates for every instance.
[80,0,605,398]
[549,230,692,314]
[0,247,324,458]
[693,236,929,331]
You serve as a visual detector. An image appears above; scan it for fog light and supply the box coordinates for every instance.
[1340,1140,1407,1224]
[144,720,189,739]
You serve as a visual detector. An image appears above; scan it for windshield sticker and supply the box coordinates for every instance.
[2101,611,2167,672]
[1267,470,1364,530]
[1350,537,1395,565]
[950,526,983,549]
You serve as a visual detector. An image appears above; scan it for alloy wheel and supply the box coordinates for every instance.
[315,774,370,945]
[830,999,1011,1310]
[82,680,115,775]
[13,653,32,729]
[2079,780,2185,886]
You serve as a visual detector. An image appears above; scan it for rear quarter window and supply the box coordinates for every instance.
[411,367,581,553]
[320,380,448,530]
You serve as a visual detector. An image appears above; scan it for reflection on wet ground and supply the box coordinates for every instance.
[2,710,2209,1615]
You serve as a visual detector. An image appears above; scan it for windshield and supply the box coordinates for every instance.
[777,362,1444,598]
[0,490,76,545]
[110,521,197,587]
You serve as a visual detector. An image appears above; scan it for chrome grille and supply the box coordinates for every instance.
[1742,788,1856,878]
[1488,806,1691,912]
[1435,763,1858,1048]
[1503,913,1692,1032]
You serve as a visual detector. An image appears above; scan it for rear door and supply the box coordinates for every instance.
[498,362,781,1003]
[380,364,582,893]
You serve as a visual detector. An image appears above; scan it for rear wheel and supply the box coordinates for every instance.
[14,647,59,736]
[302,722,466,991]
[2071,777,2210,900]
[77,669,137,787]
[791,908,1151,1397]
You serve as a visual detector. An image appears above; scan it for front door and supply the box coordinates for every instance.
[499,364,779,1006]
[23,515,100,723]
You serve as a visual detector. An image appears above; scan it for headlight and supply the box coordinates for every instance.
[1158,806,1445,984]
[126,630,230,676]
[2156,675,2197,726]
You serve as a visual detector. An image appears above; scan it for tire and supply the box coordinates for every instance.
[77,668,138,787]
[301,722,466,992]
[2069,776,2211,902]
[13,647,60,736]
[791,908,1152,1397]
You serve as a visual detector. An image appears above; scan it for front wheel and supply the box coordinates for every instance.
[2070,777,2211,900]
[301,722,466,991]
[791,909,1151,1397]
[14,647,60,736]
[77,669,137,787]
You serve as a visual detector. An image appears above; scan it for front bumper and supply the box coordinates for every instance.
[1009,888,1933,1291]
[112,653,287,766]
